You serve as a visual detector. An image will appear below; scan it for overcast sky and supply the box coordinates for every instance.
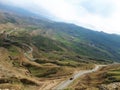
[0,0,120,34]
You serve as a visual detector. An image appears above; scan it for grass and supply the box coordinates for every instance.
[0,83,23,90]
[32,35,63,51]
[0,27,114,90]
[24,63,60,77]
[105,69,120,83]
[8,46,20,56]
[0,77,39,90]
[7,46,22,67]
[35,54,95,68]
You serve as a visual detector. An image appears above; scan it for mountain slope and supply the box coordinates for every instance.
[54,23,120,61]
[30,22,120,62]
[0,4,120,62]
[1,4,120,90]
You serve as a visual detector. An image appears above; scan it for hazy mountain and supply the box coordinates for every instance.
[1,3,120,90]
[0,3,52,24]
[0,4,120,62]
[0,3,39,17]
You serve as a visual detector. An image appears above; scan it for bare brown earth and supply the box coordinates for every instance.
[68,64,120,90]
[0,28,95,90]
[0,47,41,89]
[0,28,110,90]
[0,46,96,90]
[0,27,109,90]
[0,46,78,90]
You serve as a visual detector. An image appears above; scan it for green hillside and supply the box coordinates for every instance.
[29,22,120,62]
[0,7,120,63]
[1,4,120,90]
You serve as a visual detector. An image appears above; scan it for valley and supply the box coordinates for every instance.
[0,3,120,90]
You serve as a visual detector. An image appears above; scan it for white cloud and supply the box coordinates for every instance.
[0,0,120,34]
[62,0,120,34]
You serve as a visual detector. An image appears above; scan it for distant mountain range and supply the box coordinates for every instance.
[0,3,120,62]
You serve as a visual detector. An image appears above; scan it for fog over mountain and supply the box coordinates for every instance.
[0,0,120,34]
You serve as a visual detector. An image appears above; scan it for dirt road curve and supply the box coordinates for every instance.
[53,65,106,90]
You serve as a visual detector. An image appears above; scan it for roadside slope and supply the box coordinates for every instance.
[53,65,106,90]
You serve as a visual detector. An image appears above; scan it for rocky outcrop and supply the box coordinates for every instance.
[100,82,120,90]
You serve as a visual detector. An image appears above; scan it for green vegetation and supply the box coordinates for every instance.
[8,46,19,56]
[24,63,72,78]
[105,68,120,83]
[1,7,120,62]
[1,4,120,90]
[32,35,63,51]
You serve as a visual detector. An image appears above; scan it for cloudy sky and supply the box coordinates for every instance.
[0,0,120,34]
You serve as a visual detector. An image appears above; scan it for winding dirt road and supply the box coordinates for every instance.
[5,30,36,61]
[53,65,106,90]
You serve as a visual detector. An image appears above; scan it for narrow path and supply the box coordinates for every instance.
[53,65,106,90]
[5,30,36,61]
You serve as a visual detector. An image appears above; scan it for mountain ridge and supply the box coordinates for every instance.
[0,4,120,62]
[1,3,120,90]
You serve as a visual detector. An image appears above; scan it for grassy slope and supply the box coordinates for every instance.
[1,8,120,62]
[1,5,120,90]
[44,23,120,61]
[24,21,120,62]
[0,28,96,90]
